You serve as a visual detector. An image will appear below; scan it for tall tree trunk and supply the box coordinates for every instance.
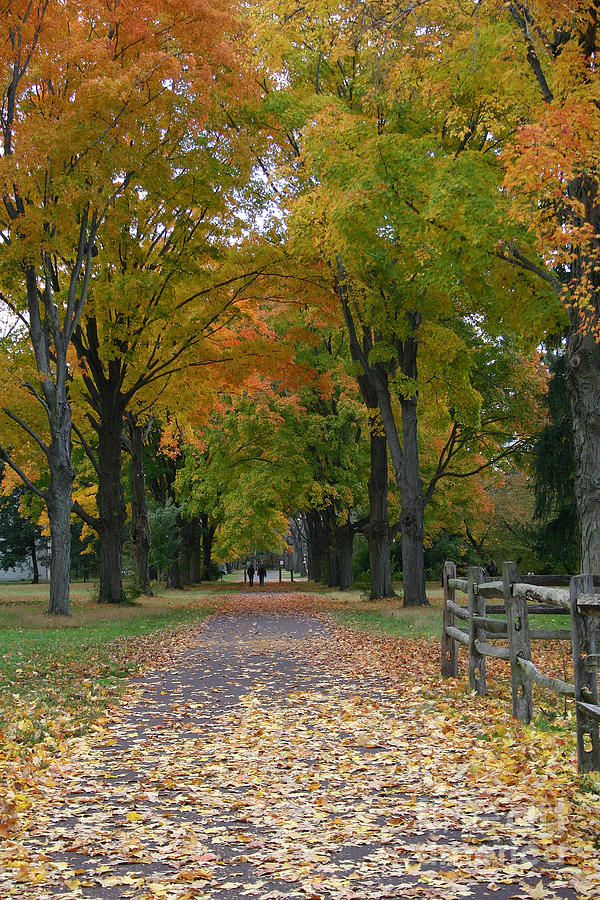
[328,544,339,588]
[181,516,202,584]
[166,512,183,588]
[304,511,325,581]
[307,542,320,581]
[304,514,316,580]
[201,516,216,581]
[166,561,181,589]
[47,426,74,615]
[191,518,202,583]
[127,416,152,594]
[566,326,600,573]
[336,262,427,606]
[365,415,396,600]
[97,406,126,603]
[371,373,427,606]
[297,552,307,577]
[399,395,427,606]
[30,536,39,585]
[337,523,354,590]
[2,207,98,617]
[327,506,337,587]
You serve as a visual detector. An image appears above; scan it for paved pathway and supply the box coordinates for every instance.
[0,599,583,899]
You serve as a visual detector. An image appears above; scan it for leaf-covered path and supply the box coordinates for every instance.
[1,594,595,899]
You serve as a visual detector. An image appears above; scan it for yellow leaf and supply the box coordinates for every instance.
[125,811,142,822]
[404,862,421,875]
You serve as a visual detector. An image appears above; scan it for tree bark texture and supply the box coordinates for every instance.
[97,406,126,603]
[201,514,216,581]
[399,394,427,606]
[127,417,152,594]
[166,561,182,589]
[72,318,128,604]
[364,416,396,599]
[336,522,354,590]
[335,260,427,606]
[360,335,427,606]
[566,326,600,575]
[181,516,202,585]
[304,512,325,582]
[30,537,39,585]
[328,542,339,588]
[47,422,75,615]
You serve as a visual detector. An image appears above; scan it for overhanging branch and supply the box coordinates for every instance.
[71,499,100,531]
[0,448,48,500]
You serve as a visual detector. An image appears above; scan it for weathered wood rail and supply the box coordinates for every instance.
[441,561,600,773]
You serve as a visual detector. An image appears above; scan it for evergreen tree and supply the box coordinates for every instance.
[532,353,579,573]
[0,483,44,583]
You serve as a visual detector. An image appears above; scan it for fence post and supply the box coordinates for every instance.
[441,560,458,678]
[468,566,486,695]
[570,574,600,773]
[503,560,533,724]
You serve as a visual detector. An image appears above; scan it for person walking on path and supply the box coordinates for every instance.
[247,563,255,586]
[257,562,267,587]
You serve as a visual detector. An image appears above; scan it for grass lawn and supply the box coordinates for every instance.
[305,580,445,640]
[0,584,218,762]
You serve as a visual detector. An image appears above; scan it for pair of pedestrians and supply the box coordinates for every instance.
[246,562,267,587]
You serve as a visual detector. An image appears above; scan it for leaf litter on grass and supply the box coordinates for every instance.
[0,612,212,842]
[1,591,599,899]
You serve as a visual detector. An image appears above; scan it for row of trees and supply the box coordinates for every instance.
[1,0,598,612]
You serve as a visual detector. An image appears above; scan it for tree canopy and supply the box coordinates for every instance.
[1,0,598,608]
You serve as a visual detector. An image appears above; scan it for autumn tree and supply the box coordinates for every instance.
[0,0,248,613]
[250,0,557,604]
[288,331,370,590]
[499,1,600,573]
[68,212,266,603]
[170,316,372,590]
[174,397,297,570]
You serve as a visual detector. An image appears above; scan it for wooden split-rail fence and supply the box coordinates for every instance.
[440,561,600,773]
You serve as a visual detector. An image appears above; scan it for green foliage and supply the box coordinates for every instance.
[206,562,225,582]
[0,485,42,575]
[532,352,579,573]
[423,534,472,579]
[352,534,370,581]
[149,500,181,583]
[122,577,144,603]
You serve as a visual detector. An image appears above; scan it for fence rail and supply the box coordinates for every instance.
[441,561,600,773]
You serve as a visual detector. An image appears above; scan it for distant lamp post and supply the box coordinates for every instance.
[279,559,284,582]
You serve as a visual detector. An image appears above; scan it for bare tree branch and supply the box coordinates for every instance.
[0,447,47,500]
[2,407,49,455]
